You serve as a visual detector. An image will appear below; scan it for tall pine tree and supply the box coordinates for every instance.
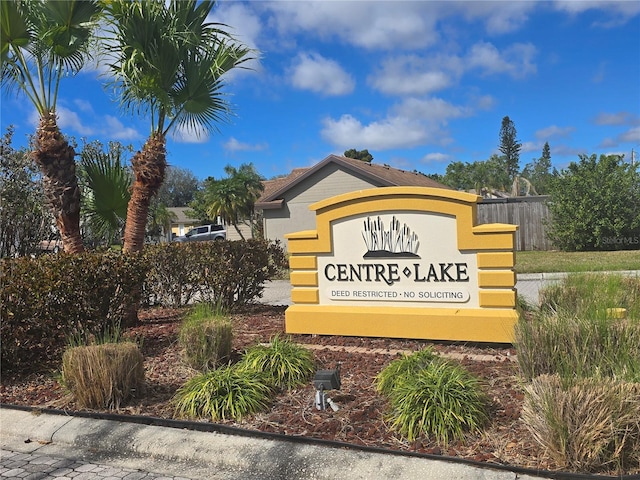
[499,116,522,181]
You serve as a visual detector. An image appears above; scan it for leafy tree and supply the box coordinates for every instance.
[522,142,555,195]
[441,155,510,194]
[199,163,264,239]
[1,0,100,253]
[344,148,373,163]
[546,154,640,251]
[155,166,200,207]
[78,141,132,248]
[102,0,252,253]
[0,126,51,258]
[498,116,522,181]
[424,172,445,183]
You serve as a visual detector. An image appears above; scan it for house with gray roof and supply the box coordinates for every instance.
[255,154,450,248]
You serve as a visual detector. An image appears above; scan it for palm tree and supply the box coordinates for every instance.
[147,203,177,243]
[205,177,245,239]
[205,163,263,239]
[102,0,252,253]
[79,141,132,248]
[1,0,100,253]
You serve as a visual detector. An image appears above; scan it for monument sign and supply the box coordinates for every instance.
[285,187,519,343]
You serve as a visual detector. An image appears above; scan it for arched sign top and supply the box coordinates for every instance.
[310,186,482,212]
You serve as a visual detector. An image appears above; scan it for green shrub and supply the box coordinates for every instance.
[1,252,146,371]
[381,356,489,445]
[179,302,232,370]
[237,335,314,390]
[173,366,272,421]
[375,347,436,396]
[61,341,145,409]
[522,374,640,472]
[143,240,287,309]
[545,153,640,251]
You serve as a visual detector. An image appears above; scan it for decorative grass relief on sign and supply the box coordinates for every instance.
[362,216,420,258]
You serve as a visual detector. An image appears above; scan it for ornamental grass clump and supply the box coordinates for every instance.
[539,273,640,320]
[173,365,272,421]
[516,273,640,473]
[378,353,489,445]
[516,275,640,383]
[522,374,640,472]
[375,347,437,396]
[237,334,314,390]
[179,302,232,371]
[61,332,144,409]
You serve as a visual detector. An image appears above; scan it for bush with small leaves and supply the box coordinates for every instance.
[1,251,146,372]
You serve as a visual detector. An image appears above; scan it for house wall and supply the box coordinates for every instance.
[226,220,253,241]
[263,164,381,248]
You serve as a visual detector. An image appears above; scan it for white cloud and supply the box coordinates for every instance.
[370,42,535,99]
[73,99,95,114]
[619,126,640,143]
[210,2,263,74]
[288,52,354,96]
[553,1,640,26]
[56,106,94,136]
[368,56,452,96]
[170,124,210,144]
[535,125,575,140]
[262,2,440,51]
[321,114,433,150]
[391,97,469,123]
[466,42,537,78]
[593,112,640,126]
[103,116,141,141]
[520,141,541,154]
[223,137,268,152]
[473,94,496,111]
[455,2,535,34]
[421,152,452,163]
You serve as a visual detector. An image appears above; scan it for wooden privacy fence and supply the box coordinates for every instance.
[478,196,552,251]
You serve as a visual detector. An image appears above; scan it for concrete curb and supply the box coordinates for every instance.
[1,408,543,480]
[516,270,639,281]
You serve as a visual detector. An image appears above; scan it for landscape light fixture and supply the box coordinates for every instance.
[313,364,341,411]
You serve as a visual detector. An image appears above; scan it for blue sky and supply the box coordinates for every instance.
[2,1,639,181]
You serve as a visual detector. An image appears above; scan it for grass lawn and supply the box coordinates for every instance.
[515,249,640,274]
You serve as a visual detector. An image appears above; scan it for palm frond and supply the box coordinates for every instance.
[80,145,132,244]
[103,0,254,137]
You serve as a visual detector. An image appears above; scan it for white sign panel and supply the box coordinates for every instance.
[317,212,479,308]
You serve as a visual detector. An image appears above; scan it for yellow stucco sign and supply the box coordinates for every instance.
[285,187,519,343]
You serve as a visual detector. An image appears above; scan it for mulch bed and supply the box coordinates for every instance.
[0,304,629,476]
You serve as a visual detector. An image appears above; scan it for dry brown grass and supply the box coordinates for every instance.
[522,374,640,473]
[61,342,145,409]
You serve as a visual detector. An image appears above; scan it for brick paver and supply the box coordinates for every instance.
[0,450,192,480]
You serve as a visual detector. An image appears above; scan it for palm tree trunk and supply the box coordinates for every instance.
[123,133,167,253]
[121,133,166,326]
[33,112,84,253]
[234,222,245,240]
